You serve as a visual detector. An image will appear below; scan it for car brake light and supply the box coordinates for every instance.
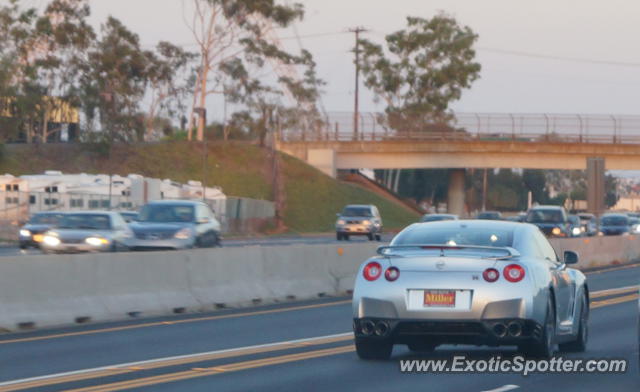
[384,267,400,282]
[363,262,382,281]
[482,268,500,282]
[503,264,525,283]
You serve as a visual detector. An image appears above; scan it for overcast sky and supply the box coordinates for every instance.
[29,0,640,117]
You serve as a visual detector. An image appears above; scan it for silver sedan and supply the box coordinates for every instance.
[352,220,589,360]
[41,211,133,253]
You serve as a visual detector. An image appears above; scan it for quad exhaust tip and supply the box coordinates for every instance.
[362,320,376,336]
[374,321,390,337]
[493,323,507,338]
[508,321,522,337]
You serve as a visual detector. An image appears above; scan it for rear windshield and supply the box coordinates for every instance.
[526,209,564,223]
[392,225,514,248]
[58,214,112,230]
[601,216,628,226]
[568,216,580,224]
[341,207,372,217]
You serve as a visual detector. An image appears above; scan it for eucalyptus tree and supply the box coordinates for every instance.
[184,0,325,142]
[359,13,481,134]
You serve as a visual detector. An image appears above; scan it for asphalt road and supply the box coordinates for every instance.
[0,234,395,257]
[0,264,637,392]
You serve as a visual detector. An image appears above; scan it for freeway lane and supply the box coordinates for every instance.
[130,300,639,392]
[0,264,637,391]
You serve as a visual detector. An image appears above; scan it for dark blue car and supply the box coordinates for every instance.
[599,214,629,236]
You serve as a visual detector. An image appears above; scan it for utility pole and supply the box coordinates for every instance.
[482,168,488,211]
[350,27,367,141]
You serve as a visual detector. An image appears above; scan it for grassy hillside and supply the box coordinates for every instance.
[0,142,419,232]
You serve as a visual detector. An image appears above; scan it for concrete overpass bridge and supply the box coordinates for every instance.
[275,113,640,215]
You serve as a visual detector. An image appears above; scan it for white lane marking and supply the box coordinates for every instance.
[0,332,352,387]
[482,385,520,392]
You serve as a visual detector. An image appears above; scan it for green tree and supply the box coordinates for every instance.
[79,17,151,142]
[359,13,481,133]
[522,170,550,205]
[144,42,196,140]
[605,174,619,208]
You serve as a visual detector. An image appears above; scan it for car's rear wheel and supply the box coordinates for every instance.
[559,293,588,352]
[355,337,392,360]
[519,296,556,358]
[367,233,374,241]
[407,342,437,352]
[375,233,382,242]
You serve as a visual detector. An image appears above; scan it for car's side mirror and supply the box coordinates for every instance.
[564,250,579,265]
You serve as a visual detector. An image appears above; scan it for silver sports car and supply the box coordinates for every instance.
[352,220,589,360]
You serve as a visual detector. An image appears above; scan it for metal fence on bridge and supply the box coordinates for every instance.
[280,112,640,144]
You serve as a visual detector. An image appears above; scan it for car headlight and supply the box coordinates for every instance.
[174,228,192,239]
[572,227,581,236]
[19,229,31,237]
[43,235,61,247]
[336,219,346,225]
[86,237,109,246]
[552,227,562,236]
[362,220,371,226]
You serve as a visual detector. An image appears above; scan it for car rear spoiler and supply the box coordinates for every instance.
[376,244,521,259]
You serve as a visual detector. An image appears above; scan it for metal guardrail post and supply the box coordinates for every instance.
[577,114,583,143]
[543,114,550,142]
[509,113,515,140]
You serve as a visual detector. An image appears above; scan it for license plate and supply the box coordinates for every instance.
[33,234,44,243]
[424,290,456,307]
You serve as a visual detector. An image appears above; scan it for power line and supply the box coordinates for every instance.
[478,47,640,68]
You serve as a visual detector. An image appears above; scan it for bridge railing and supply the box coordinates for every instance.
[279,112,640,144]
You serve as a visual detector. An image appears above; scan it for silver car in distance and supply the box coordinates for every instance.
[40,211,133,253]
[352,220,589,360]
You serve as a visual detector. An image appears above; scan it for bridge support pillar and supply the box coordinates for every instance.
[307,149,336,178]
[448,169,466,216]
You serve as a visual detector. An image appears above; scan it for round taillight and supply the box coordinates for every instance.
[384,267,400,282]
[503,264,525,283]
[363,262,382,281]
[482,268,500,282]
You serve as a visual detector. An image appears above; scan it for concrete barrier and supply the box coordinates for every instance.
[550,234,640,269]
[0,236,636,332]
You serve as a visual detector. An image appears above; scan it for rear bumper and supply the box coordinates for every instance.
[353,317,544,346]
